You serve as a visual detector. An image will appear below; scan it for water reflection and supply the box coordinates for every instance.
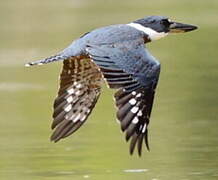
[124,169,148,173]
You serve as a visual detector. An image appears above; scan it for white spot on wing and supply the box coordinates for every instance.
[136,93,142,98]
[67,88,75,94]
[137,110,142,116]
[142,124,147,133]
[66,96,73,103]
[127,23,168,41]
[80,115,86,122]
[86,109,91,114]
[83,107,89,112]
[132,91,136,95]
[73,113,81,122]
[75,90,80,95]
[131,106,139,114]
[132,117,139,124]
[76,84,82,88]
[129,98,137,105]
[64,104,72,112]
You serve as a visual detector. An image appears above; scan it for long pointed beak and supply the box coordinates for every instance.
[169,22,198,33]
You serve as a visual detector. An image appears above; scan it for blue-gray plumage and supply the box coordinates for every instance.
[26,16,197,156]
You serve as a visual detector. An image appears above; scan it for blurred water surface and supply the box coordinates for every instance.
[0,0,218,179]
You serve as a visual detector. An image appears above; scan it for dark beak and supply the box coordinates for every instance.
[169,22,198,33]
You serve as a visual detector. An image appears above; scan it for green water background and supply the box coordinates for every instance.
[1,0,218,179]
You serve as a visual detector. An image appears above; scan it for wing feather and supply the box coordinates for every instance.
[86,40,160,156]
[50,56,103,142]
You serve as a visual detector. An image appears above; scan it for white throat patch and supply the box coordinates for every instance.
[127,23,168,41]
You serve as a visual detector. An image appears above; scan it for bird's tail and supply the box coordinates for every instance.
[25,54,67,67]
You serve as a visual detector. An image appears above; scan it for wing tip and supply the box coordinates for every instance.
[128,132,150,156]
[50,132,61,143]
[144,130,150,151]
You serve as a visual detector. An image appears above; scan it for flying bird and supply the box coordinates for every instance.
[26,16,197,156]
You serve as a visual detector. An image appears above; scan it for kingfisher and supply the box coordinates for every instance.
[26,16,197,156]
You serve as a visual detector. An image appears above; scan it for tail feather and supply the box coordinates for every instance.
[25,54,67,67]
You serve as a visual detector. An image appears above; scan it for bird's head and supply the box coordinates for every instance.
[129,16,198,41]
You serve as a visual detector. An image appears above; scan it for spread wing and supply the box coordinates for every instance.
[50,56,103,142]
[86,39,161,156]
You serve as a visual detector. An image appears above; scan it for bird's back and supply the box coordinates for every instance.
[62,24,145,57]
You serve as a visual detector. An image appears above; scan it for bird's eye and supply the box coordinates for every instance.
[161,19,170,26]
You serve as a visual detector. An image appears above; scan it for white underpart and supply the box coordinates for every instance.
[127,23,168,41]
